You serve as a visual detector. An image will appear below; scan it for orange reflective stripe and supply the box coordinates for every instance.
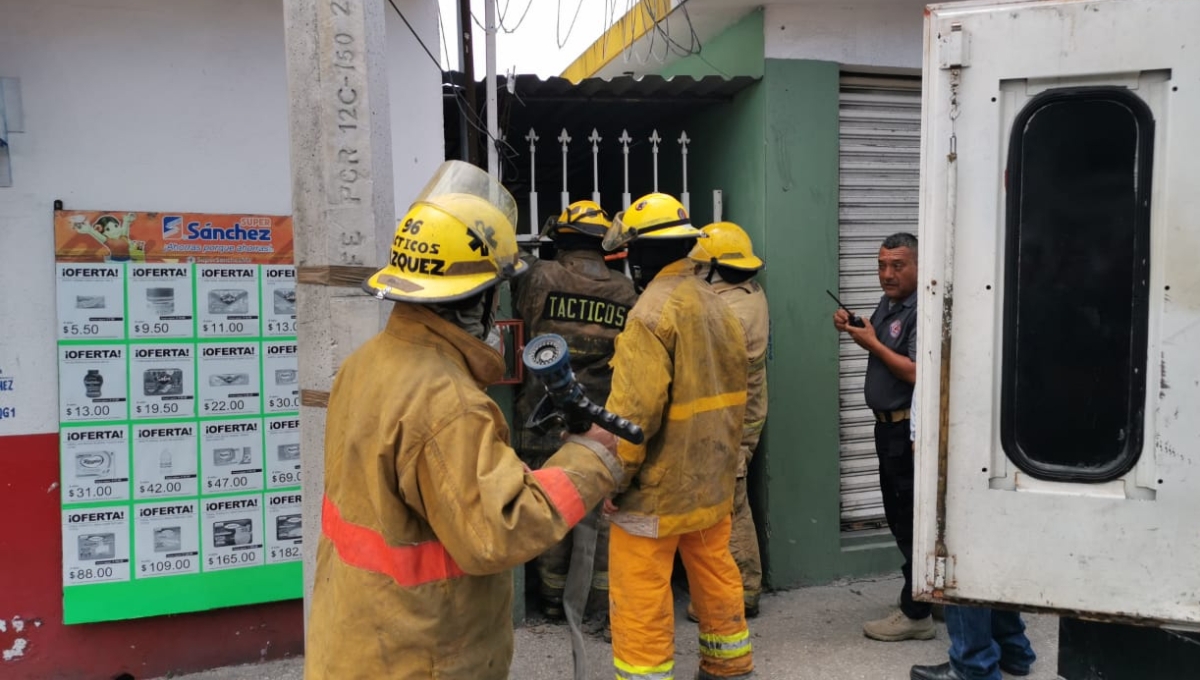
[531,468,586,526]
[322,495,465,587]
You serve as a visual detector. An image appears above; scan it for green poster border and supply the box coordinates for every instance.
[57,262,303,625]
[63,562,302,625]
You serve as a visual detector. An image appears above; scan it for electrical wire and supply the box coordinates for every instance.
[556,0,587,49]
[386,0,518,175]
[436,2,454,69]
[388,0,443,70]
[498,0,535,33]
[470,0,534,34]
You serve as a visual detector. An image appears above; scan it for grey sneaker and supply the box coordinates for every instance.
[863,609,936,641]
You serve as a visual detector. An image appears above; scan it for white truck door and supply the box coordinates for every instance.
[914,0,1200,627]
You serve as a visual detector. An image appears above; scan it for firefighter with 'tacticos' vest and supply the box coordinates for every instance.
[513,199,638,633]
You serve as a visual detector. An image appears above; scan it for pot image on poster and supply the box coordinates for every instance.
[130,344,196,420]
[262,342,299,414]
[200,418,263,494]
[196,266,259,338]
[261,265,297,337]
[56,263,127,341]
[134,501,200,579]
[202,495,264,571]
[63,507,131,585]
[264,416,301,489]
[59,346,128,422]
[128,264,194,339]
[133,423,199,499]
[198,342,260,417]
[60,425,131,504]
[266,492,302,564]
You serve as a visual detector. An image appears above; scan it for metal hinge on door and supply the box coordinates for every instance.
[933,554,955,593]
[939,23,970,70]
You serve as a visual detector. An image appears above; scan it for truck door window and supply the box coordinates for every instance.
[1001,88,1154,483]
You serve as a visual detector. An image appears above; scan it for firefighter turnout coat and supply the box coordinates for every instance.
[604,259,748,537]
[305,303,622,680]
[514,249,638,461]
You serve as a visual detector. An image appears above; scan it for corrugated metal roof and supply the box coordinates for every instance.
[443,72,758,102]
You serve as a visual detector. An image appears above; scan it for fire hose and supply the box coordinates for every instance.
[523,334,643,680]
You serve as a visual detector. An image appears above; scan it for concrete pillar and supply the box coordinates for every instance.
[283,0,396,628]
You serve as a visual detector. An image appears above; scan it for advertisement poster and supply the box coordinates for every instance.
[264,416,301,489]
[53,211,294,265]
[62,507,132,586]
[55,209,300,625]
[198,342,261,417]
[59,346,128,423]
[262,342,300,414]
[202,495,265,572]
[59,426,131,504]
[196,266,260,339]
[128,264,193,339]
[130,344,196,420]
[134,502,201,579]
[56,264,127,340]
[199,419,264,495]
[132,423,199,500]
[261,266,298,337]
[266,492,303,565]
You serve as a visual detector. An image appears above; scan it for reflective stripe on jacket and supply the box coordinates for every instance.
[305,303,619,680]
[604,259,748,538]
[711,276,769,477]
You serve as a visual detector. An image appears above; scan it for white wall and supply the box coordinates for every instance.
[765,0,927,71]
[0,0,442,437]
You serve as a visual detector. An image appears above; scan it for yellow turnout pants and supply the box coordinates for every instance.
[610,516,753,679]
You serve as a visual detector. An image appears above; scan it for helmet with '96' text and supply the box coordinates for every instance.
[363,161,528,303]
[602,192,704,252]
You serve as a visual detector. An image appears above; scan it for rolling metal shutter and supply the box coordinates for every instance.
[837,74,922,532]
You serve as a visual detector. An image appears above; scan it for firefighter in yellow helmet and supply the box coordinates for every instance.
[513,199,638,629]
[601,194,755,679]
[305,161,625,680]
[686,221,769,621]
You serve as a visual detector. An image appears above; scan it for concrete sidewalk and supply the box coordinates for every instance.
[153,575,1059,680]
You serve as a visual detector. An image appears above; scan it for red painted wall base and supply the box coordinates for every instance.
[0,433,304,680]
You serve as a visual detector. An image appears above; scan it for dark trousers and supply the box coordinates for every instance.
[874,419,931,620]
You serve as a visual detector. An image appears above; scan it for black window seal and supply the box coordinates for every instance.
[1000,86,1154,484]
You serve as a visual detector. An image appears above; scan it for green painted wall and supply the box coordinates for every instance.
[658,9,764,80]
[652,11,901,589]
[758,59,899,587]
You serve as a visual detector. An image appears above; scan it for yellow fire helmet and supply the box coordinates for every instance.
[363,160,527,303]
[602,192,704,252]
[541,200,611,238]
[690,221,764,271]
